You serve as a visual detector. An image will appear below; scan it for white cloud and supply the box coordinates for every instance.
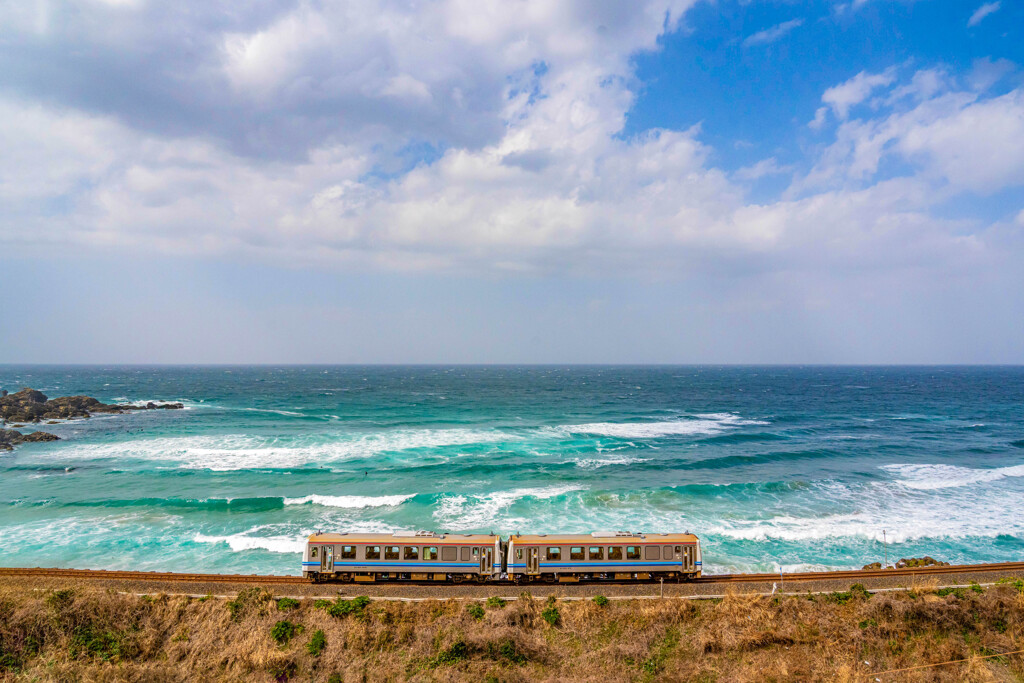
[821,68,897,120]
[968,1,1001,27]
[743,19,804,47]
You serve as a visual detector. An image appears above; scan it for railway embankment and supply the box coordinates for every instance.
[2,569,1024,681]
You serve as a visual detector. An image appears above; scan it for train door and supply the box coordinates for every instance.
[320,545,334,572]
[682,545,694,572]
[479,546,493,575]
[527,547,540,574]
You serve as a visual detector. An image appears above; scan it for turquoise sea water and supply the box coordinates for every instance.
[1,366,1023,575]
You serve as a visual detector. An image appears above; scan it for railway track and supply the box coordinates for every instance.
[3,561,1023,586]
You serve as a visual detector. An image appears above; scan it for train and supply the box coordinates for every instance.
[302,530,701,583]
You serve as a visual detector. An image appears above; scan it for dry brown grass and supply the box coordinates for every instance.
[1,581,1023,682]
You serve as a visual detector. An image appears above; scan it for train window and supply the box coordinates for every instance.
[645,546,660,560]
[588,546,604,561]
[424,547,438,561]
[608,547,623,561]
[472,548,479,559]
[442,547,457,561]
[547,547,561,561]
[626,546,640,560]
[461,547,470,561]
[675,546,681,554]
[404,546,419,561]
[516,549,523,560]
[366,546,381,560]
[341,546,356,559]
[385,546,400,560]
[570,547,584,561]
[311,547,318,559]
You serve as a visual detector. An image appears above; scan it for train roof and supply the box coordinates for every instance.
[510,532,699,544]
[307,531,498,544]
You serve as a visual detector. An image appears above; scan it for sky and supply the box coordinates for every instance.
[1,0,1023,363]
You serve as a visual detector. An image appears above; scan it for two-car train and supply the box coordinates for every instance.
[302,530,701,583]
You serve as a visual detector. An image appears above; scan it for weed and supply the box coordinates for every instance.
[970,582,984,594]
[268,659,296,682]
[327,674,342,683]
[313,599,331,610]
[593,595,609,607]
[44,589,75,612]
[306,629,326,657]
[858,618,877,629]
[824,583,871,605]
[467,604,485,620]
[68,625,136,662]
[541,603,560,626]
[226,587,270,622]
[276,597,300,611]
[937,587,966,598]
[270,620,303,646]
[486,596,507,609]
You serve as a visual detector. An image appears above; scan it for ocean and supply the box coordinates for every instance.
[1,365,1022,575]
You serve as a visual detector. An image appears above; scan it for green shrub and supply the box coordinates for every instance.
[593,595,609,607]
[313,599,332,610]
[486,596,506,609]
[326,595,371,618]
[68,626,136,662]
[467,604,485,620]
[429,640,468,667]
[276,597,300,611]
[488,639,527,665]
[327,674,343,683]
[45,589,75,612]
[271,620,302,646]
[541,604,560,626]
[306,629,326,657]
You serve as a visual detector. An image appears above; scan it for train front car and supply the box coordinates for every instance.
[303,530,503,582]
[506,531,701,583]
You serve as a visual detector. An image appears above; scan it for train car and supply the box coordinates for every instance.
[505,531,701,583]
[302,530,503,582]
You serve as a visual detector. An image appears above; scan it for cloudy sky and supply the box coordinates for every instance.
[1,0,1022,363]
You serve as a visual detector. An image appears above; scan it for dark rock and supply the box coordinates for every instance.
[895,556,949,568]
[0,428,60,451]
[861,562,882,570]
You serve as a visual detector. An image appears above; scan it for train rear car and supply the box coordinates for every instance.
[506,531,701,583]
[303,530,503,582]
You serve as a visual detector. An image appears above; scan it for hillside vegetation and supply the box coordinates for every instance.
[1,580,1023,682]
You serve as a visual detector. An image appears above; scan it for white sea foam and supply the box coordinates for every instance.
[433,485,586,529]
[572,454,649,469]
[283,494,414,508]
[556,413,767,439]
[881,463,1024,490]
[193,532,305,554]
[47,428,514,470]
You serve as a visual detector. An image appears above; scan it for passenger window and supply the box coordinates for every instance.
[461,547,470,561]
[547,547,561,561]
[441,547,456,561]
[472,548,479,559]
[570,547,584,561]
[311,547,318,559]
[366,546,381,560]
[404,546,419,560]
[424,547,438,561]
[588,546,604,561]
[385,546,399,560]
[341,546,356,559]
[626,546,640,560]
[516,549,523,560]
[645,546,660,560]
[675,546,681,554]
[608,547,623,561]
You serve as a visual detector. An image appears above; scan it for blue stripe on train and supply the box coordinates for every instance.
[303,562,480,569]
[507,561,681,568]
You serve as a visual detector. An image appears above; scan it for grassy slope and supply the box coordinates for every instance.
[1,581,1023,682]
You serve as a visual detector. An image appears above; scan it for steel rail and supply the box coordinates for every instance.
[2,561,1023,586]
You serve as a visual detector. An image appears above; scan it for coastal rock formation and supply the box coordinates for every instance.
[0,428,60,451]
[0,387,183,424]
[861,556,950,570]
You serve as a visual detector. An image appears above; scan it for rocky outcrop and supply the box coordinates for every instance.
[0,428,60,451]
[862,556,950,570]
[0,388,183,424]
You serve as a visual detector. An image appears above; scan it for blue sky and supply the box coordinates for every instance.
[1,0,1023,363]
